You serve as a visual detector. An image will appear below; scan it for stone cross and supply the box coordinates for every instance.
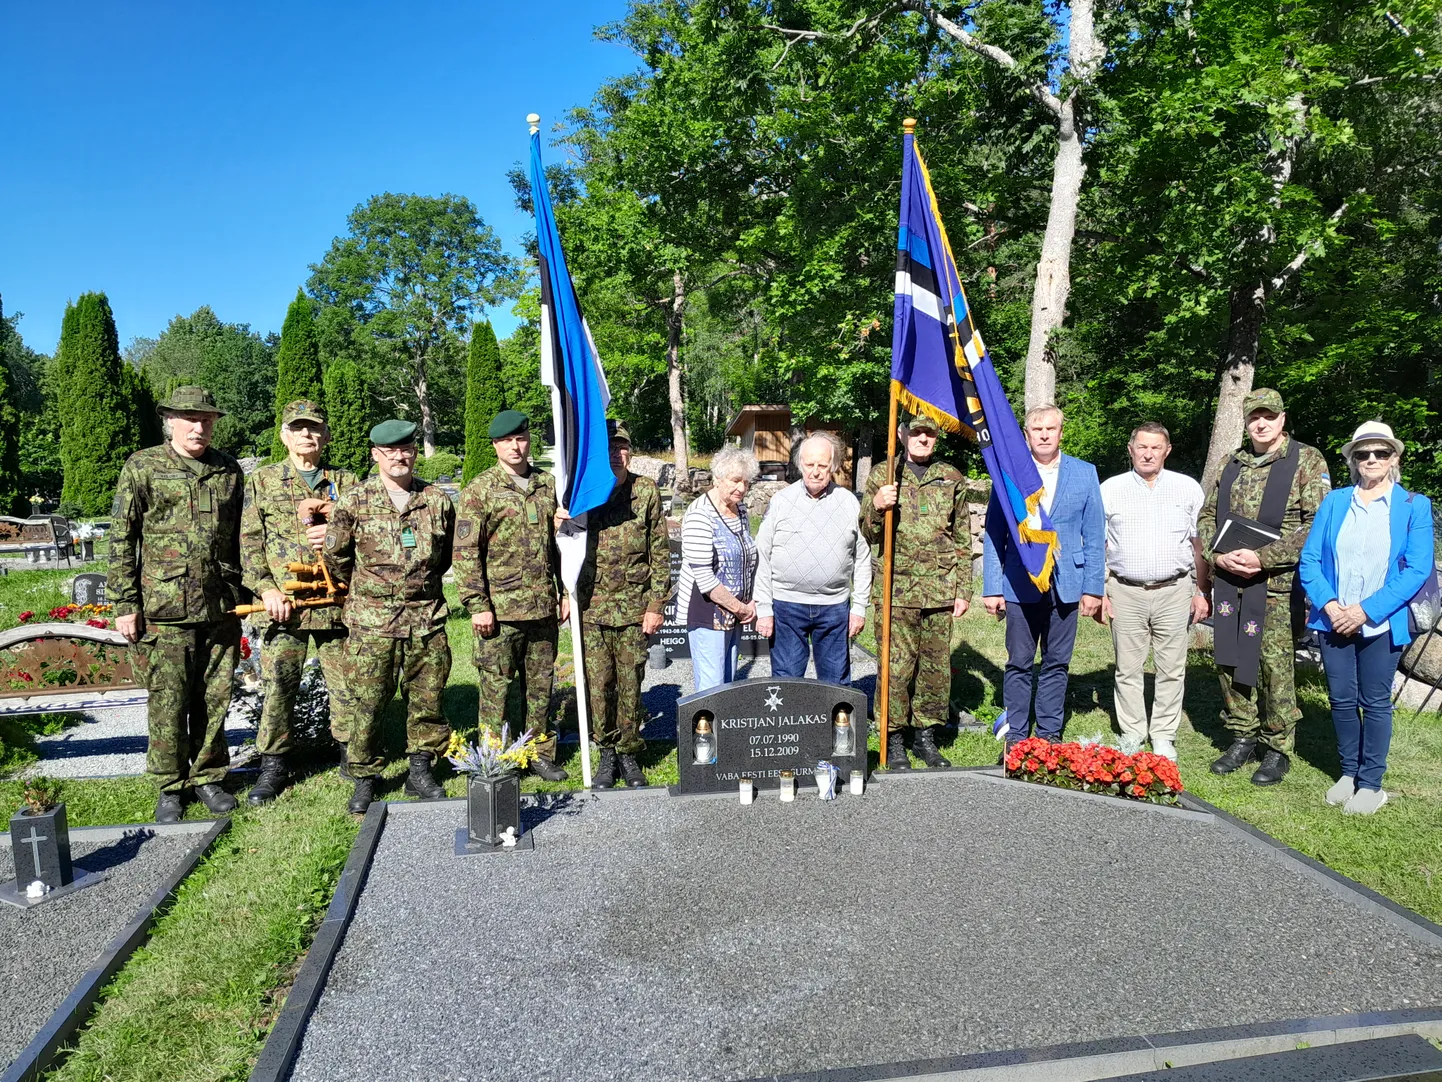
[19,824,46,878]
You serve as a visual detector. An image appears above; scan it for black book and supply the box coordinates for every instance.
[1212,514,1283,554]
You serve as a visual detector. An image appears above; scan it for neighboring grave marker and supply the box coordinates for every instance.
[72,572,107,606]
[648,533,767,661]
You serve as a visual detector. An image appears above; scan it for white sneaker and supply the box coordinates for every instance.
[1325,775,1356,806]
[1151,738,1177,762]
[1343,788,1388,815]
[1118,735,1144,756]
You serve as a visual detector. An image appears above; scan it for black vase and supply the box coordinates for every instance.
[8,803,73,889]
[467,773,521,847]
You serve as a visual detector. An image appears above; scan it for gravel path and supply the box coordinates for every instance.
[0,832,198,1069]
[290,774,1442,1082]
[22,699,258,779]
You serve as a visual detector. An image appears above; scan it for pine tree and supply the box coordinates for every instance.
[124,364,163,449]
[0,297,22,515]
[271,288,324,459]
[58,293,138,516]
[322,355,370,478]
[462,320,505,484]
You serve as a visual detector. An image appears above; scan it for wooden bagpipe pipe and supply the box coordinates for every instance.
[230,497,348,616]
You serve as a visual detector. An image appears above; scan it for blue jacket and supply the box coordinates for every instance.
[1298,485,1433,646]
[983,454,1105,604]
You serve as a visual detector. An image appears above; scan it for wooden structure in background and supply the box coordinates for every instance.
[725,405,856,488]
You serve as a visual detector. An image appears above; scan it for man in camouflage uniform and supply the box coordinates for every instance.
[323,420,454,813]
[454,409,569,782]
[240,400,358,806]
[1200,388,1330,785]
[109,386,244,823]
[575,421,669,788]
[861,414,972,769]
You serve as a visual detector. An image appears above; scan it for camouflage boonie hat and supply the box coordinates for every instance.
[1242,388,1285,417]
[906,413,941,436]
[607,419,631,444]
[157,385,225,416]
[282,400,326,426]
[369,419,418,446]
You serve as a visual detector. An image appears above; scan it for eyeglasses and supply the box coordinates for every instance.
[376,446,417,458]
[1353,449,1395,462]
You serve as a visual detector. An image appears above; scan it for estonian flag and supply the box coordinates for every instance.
[892,127,1058,593]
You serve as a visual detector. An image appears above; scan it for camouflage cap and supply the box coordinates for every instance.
[282,400,327,426]
[157,385,225,416]
[1242,388,1285,417]
[607,419,631,444]
[369,419,418,446]
[488,409,530,439]
[906,413,941,436]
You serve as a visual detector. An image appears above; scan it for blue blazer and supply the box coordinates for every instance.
[983,454,1105,604]
[1299,485,1433,646]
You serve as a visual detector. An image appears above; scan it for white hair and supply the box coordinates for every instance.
[796,432,842,472]
[711,447,759,484]
[1348,441,1402,486]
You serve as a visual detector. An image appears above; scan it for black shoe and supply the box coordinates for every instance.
[247,755,288,807]
[1251,749,1291,786]
[912,726,952,768]
[619,754,646,788]
[1210,738,1258,775]
[403,753,446,800]
[155,792,183,824]
[347,776,375,814]
[194,783,237,814]
[533,756,569,782]
[885,733,911,770]
[594,747,618,789]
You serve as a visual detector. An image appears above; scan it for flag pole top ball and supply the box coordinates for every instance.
[903,117,917,134]
[527,113,541,133]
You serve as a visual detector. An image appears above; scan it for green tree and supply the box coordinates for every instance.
[271,288,324,459]
[322,355,371,478]
[462,320,505,483]
[56,292,139,515]
[308,193,522,457]
[0,297,24,515]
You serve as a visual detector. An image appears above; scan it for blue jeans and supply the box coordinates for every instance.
[689,625,740,694]
[769,600,851,685]
[1003,592,1079,742]
[1319,631,1403,791]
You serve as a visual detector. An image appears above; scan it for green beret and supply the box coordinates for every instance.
[607,419,631,444]
[369,419,418,446]
[1242,387,1284,417]
[488,410,530,439]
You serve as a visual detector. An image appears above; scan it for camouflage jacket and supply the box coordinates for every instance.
[241,461,358,631]
[860,458,973,609]
[322,475,455,637]
[577,472,671,626]
[1199,435,1331,595]
[454,464,562,622]
[107,443,244,624]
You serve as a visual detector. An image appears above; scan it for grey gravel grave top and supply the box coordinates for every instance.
[0,832,198,1070]
[290,775,1442,1082]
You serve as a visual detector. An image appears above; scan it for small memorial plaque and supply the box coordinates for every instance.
[72,573,107,607]
[675,678,868,794]
[648,534,768,660]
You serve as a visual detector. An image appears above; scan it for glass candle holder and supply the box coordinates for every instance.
[815,760,837,800]
[849,770,864,796]
[832,708,855,757]
[693,714,716,765]
[739,778,755,805]
[778,770,796,802]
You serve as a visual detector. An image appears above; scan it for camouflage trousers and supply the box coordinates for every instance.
[1217,592,1301,754]
[884,606,953,730]
[475,619,558,761]
[133,621,240,793]
[256,625,347,756]
[332,627,452,778]
[580,621,647,754]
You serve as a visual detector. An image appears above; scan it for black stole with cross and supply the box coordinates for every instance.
[1212,440,1299,687]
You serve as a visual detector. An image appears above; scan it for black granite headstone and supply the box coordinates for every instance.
[7,804,73,889]
[71,572,107,606]
[674,678,868,794]
[648,536,768,660]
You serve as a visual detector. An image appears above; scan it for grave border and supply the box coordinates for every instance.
[1,817,230,1082]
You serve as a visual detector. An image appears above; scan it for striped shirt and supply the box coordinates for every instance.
[676,493,758,631]
[1099,468,1203,583]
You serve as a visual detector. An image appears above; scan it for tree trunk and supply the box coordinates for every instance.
[1200,280,1265,490]
[666,271,690,492]
[414,349,437,458]
[854,422,874,495]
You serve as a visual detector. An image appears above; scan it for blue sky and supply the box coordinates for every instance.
[0,1,636,355]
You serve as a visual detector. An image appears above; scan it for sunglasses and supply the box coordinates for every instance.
[1353,448,1395,462]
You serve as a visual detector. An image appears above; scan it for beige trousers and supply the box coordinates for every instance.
[1106,576,1192,742]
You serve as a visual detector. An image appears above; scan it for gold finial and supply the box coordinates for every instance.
[902,117,918,134]
[527,113,541,134]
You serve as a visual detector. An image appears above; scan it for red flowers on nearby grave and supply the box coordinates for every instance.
[240,636,252,661]
[17,611,33,623]
[1004,737,1184,805]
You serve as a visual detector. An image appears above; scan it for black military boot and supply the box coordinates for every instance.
[594,747,618,789]
[619,754,646,788]
[1210,738,1259,775]
[912,726,952,769]
[155,791,183,825]
[194,783,237,814]
[1250,749,1291,786]
[404,753,446,800]
[347,776,375,815]
[533,756,569,782]
[885,732,911,770]
[247,755,288,807]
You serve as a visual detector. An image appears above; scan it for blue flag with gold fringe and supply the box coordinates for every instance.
[892,128,1058,592]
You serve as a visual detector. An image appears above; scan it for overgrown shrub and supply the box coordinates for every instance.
[414,451,462,483]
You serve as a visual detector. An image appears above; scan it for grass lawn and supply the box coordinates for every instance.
[1,586,1438,1079]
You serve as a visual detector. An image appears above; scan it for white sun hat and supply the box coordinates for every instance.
[1340,420,1405,459]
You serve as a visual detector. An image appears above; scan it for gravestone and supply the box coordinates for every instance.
[674,677,868,793]
[71,572,107,606]
[647,534,768,661]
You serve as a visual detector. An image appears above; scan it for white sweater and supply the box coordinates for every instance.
[754,481,872,618]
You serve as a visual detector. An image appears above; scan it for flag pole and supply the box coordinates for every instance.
[879,381,899,766]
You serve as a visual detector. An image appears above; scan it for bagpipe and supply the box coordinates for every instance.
[230,497,348,615]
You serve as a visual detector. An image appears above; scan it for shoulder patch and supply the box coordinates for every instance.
[324,531,338,551]
[457,519,473,541]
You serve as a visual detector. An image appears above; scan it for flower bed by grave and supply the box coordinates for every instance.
[0,609,135,697]
[1004,737,1184,805]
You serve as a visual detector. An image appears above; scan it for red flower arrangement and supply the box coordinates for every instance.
[86,618,109,629]
[17,611,33,624]
[240,636,252,661]
[1004,737,1184,805]
[49,604,79,620]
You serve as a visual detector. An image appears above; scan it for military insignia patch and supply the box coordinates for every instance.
[324,532,338,551]
[457,519,473,541]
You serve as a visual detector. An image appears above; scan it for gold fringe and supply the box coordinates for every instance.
[892,382,962,434]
